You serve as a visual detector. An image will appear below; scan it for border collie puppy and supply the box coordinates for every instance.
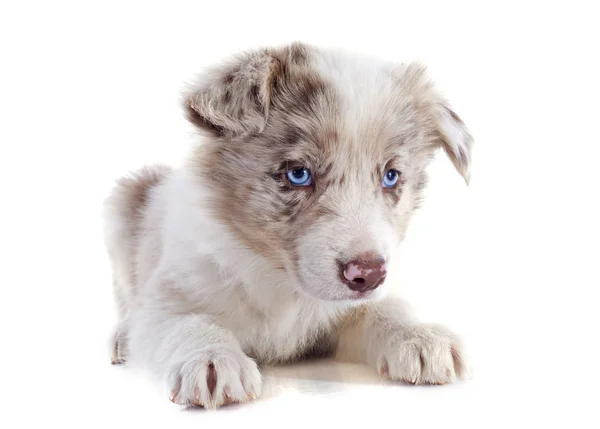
[103,42,472,408]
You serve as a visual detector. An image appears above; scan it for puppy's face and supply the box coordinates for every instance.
[186,43,472,302]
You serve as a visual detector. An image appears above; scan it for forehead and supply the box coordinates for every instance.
[264,51,420,174]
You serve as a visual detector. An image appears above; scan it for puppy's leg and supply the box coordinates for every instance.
[128,312,261,408]
[335,297,466,384]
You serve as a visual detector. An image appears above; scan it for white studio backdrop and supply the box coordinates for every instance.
[0,1,598,428]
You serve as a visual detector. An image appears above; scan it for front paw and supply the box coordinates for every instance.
[167,347,262,409]
[376,324,466,385]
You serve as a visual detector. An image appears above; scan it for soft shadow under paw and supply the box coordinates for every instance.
[260,358,394,399]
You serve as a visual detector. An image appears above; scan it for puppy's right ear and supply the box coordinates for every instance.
[183,50,280,137]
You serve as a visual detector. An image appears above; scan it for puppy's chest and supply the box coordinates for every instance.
[214,294,342,363]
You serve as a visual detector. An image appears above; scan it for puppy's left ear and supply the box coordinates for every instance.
[433,102,473,184]
[400,63,474,184]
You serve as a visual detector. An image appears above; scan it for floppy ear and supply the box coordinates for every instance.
[433,102,473,184]
[400,63,474,184]
[183,50,280,137]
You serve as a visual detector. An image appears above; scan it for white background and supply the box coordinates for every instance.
[1,1,599,428]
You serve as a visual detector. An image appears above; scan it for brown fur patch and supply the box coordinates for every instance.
[106,165,172,292]
[189,45,341,267]
[288,41,309,65]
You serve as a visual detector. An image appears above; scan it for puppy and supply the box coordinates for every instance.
[103,42,473,408]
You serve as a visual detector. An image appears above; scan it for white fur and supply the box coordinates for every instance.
[104,167,465,407]
[103,44,469,408]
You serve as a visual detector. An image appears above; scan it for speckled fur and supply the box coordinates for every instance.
[103,42,473,408]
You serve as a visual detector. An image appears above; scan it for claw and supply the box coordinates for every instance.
[169,375,183,404]
[169,390,181,404]
[379,358,390,378]
[206,362,217,397]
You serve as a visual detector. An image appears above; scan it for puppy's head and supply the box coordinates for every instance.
[185,42,472,302]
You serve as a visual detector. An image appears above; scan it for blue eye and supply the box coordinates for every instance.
[382,169,400,188]
[286,167,312,186]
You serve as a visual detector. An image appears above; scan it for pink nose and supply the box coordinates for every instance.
[341,255,387,292]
